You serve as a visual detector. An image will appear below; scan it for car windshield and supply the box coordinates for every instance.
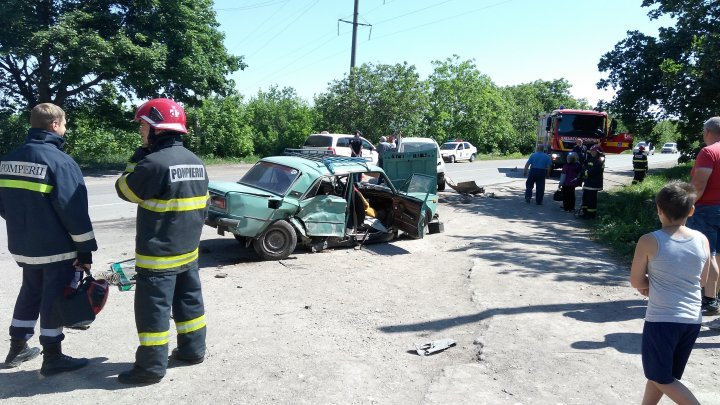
[239,161,299,195]
[556,114,606,138]
[663,143,674,147]
[440,143,458,150]
[402,142,436,152]
[303,135,333,147]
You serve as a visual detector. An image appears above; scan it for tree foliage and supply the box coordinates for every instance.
[598,0,720,148]
[0,0,244,110]
[185,94,254,158]
[247,86,317,157]
[314,62,428,141]
[425,56,515,153]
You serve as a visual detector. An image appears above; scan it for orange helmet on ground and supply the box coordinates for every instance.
[134,98,187,134]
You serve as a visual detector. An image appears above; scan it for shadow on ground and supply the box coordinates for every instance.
[0,358,134,398]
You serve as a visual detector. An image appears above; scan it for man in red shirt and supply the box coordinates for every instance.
[689,117,720,318]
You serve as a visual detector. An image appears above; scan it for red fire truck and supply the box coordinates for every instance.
[537,108,633,169]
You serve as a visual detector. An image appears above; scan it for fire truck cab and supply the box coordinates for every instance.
[537,108,633,169]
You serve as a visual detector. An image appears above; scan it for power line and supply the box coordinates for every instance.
[245,0,322,59]
[229,0,290,51]
[214,0,289,12]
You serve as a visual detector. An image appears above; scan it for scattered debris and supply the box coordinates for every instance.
[414,338,456,356]
[215,272,227,278]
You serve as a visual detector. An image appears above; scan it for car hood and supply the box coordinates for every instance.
[209,181,276,197]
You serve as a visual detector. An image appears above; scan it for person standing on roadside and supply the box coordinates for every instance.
[630,181,708,405]
[523,145,552,205]
[578,144,605,219]
[349,130,363,158]
[0,103,97,375]
[559,152,582,212]
[375,136,395,168]
[572,139,587,168]
[687,117,720,319]
[632,145,649,184]
[115,98,209,384]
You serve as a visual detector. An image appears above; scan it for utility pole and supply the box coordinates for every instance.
[350,0,359,70]
[338,0,371,74]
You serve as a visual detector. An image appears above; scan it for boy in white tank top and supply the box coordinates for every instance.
[630,181,710,405]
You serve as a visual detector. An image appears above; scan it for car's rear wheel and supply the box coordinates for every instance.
[253,220,297,261]
[469,154,475,162]
[437,178,446,191]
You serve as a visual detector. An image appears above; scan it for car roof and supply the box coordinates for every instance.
[261,155,381,178]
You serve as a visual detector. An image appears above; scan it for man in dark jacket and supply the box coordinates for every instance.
[579,144,605,219]
[572,139,587,168]
[349,130,363,157]
[116,98,209,384]
[632,145,649,184]
[0,103,97,375]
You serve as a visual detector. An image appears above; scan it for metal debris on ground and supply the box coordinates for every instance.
[215,272,227,278]
[414,338,456,356]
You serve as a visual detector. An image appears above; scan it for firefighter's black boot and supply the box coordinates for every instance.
[40,342,88,376]
[3,339,41,368]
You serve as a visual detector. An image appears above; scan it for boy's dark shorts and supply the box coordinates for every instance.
[642,321,700,384]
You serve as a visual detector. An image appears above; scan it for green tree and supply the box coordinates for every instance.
[425,56,515,153]
[0,0,244,111]
[185,94,254,158]
[597,0,720,149]
[247,86,318,157]
[314,62,428,141]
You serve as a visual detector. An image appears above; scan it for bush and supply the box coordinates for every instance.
[593,164,692,259]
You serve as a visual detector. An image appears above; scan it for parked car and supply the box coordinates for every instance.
[205,150,442,261]
[661,142,678,154]
[395,137,446,191]
[302,133,378,164]
[632,141,655,155]
[440,141,477,163]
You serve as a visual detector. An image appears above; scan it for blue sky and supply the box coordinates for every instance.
[212,0,672,105]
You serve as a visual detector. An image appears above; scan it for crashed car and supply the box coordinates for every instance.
[205,149,442,261]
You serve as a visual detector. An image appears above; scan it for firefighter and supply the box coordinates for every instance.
[0,103,97,375]
[115,98,209,384]
[632,145,648,184]
[579,144,605,219]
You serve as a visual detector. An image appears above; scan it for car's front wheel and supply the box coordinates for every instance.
[449,155,456,163]
[469,154,476,162]
[253,220,297,261]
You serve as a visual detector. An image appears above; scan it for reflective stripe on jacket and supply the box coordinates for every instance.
[632,152,648,171]
[0,129,97,267]
[582,156,605,190]
[115,137,209,271]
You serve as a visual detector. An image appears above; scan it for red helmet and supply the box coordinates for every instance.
[134,98,187,134]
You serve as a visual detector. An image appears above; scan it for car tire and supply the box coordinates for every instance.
[449,155,456,163]
[233,234,246,244]
[469,154,475,162]
[437,178,446,191]
[253,220,297,261]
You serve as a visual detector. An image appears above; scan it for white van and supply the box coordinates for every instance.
[396,137,447,191]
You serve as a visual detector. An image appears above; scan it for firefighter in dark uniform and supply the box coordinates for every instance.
[0,103,97,375]
[116,98,209,384]
[632,145,648,184]
[579,144,605,219]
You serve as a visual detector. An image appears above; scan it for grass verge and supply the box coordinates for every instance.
[593,164,692,261]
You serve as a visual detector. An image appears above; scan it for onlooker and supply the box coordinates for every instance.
[523,145,552,205]
[115,98,208,384]
[559,152,582,212]
[630,181,708,405]
[572,139,587,167]
[349,130,363,158]
[579,144,604,219]
[375,136,395,168]
[0,103,97,374]
[632,145,649,184]
[688,116,720,318]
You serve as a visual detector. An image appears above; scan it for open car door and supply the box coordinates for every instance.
[392,174,434,238]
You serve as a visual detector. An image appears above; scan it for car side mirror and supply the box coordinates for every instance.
[268,198,281,209]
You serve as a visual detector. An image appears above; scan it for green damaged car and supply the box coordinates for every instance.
[205,149,442,260]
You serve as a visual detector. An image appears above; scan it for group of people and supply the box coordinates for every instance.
[1,99,208,385]
[523,138,605,218]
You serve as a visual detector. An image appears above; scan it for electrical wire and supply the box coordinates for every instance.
[245,0,322,59]
[229,0,291,50]
[215,0,289,11]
